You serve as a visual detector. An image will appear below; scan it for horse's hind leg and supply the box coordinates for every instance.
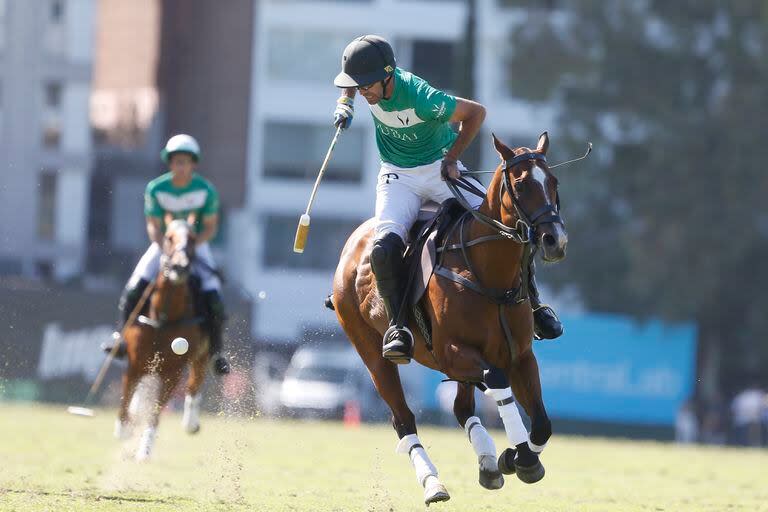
[182,351,208,434]
[454,382,504,490]
[341,318,449,505]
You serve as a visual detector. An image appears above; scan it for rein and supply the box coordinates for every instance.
[433,151,563,363]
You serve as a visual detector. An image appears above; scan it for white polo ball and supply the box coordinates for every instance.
[171,337,189,355]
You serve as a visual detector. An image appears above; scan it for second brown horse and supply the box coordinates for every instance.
[114,219,210,461]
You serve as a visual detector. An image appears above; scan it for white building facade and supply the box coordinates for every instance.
[0,0,96,280]
[238,0,561,345]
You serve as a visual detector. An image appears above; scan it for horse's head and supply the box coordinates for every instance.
[492,132,567,262]
[161,218,197,284]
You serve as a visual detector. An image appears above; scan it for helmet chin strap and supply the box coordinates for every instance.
[381,75,393,101]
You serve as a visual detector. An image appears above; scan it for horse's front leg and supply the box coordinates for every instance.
[453,382,504,490]
[508,349,551,453]
[115,366,139,440]
[182,343,208,434]
[481,364,545,484]
[444,343,503,490]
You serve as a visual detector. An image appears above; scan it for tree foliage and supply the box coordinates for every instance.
[505,0,768,391]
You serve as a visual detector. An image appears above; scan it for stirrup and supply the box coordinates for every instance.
[382,325,414,364]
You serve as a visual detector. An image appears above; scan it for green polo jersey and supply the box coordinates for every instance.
[368,68,458,168]
[144,172,219,233]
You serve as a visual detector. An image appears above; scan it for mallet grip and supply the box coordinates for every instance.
[293,214,311,253]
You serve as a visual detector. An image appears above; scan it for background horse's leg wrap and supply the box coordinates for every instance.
[483,368,528,447]
[396,433,439,487]
[465,416,497,458]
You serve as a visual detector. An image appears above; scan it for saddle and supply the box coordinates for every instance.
[398,198,467,347]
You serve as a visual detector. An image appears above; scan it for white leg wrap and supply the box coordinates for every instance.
[182,394,201,433]
[135,427,157,461]
[528,438,547,453]
[485,387,528,446]
[464,416,496,458]
[396,434,438,487]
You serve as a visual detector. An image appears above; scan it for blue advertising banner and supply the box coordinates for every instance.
[534,314,697,425]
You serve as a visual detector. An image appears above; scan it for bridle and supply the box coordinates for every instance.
[446,151,563,245]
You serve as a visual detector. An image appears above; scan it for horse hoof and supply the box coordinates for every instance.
[478,454,504,490]
[113,420,133,440]
[185,424,201,435]
[515,460,545,484]
[498,448,517,475]
[479,468,504,490]
[424,486,450,505]
[424,477,450,505]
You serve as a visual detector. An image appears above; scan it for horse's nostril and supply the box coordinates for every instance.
[543,233,556,247]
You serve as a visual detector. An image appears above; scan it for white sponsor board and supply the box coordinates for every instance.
[37,324,114,380]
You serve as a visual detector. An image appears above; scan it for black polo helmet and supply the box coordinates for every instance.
[334,35,396,88]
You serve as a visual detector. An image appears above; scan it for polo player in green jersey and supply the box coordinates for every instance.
[103,134,230,375]
[332,35,563,364]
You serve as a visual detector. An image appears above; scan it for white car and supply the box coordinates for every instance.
[279,344,384,420]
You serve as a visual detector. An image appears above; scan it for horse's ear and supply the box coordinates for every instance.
[536,131,549,154]
[492,133,510,160]
[163,213,174,230]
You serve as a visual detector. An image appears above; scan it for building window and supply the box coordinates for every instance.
[263,215,361,270]
[50,0,64,23]
[267,29,357,82]
[411,40,457,92]
[263,122,364,183]
[38,171,57,240]
[0,0,6,50]
[45,82,62,107]
[42,82,62,148]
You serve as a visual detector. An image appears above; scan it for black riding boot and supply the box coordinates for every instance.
[370,233,413,364]
[102,278,150,358]
[528,260,563,340]
[202,290,230,375]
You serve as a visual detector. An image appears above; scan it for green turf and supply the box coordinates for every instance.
[0,403,765,511]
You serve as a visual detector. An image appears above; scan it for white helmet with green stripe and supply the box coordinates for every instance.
[161,134,201,163]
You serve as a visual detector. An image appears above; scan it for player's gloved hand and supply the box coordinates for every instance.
[440,157,461,181]
[334,96,354,130]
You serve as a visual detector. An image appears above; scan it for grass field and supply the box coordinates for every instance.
[0,403,765,511]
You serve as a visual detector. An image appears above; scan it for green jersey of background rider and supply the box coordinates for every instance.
[144,172,220,233]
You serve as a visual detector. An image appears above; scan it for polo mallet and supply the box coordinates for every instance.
[293,126,343,253]
[66,280,156,417]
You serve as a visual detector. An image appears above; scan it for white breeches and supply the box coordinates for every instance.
[374,159,485,242]
[127,242,221,291]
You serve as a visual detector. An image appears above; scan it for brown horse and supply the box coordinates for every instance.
[114,219,210,461]
[331,132,567,504]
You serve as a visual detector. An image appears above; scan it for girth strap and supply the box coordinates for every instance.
[433,266,525,306]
